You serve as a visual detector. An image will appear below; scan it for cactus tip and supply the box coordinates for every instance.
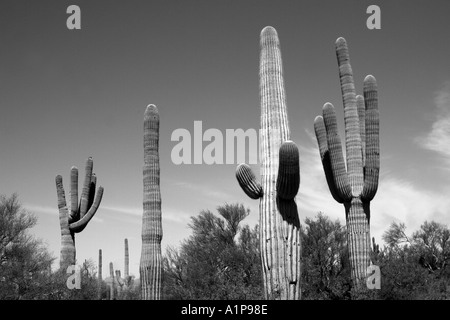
[335,37,347,46]
[314,115,323,123]
[281,140,297,148]
[145,104,159,119]
[260,26,279,45]
[323,102,334,111]
[364,74,377,83]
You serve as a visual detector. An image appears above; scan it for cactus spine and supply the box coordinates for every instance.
[314,37,379,288]
[56,157,104,270]
[140,104,162,300]
[235,26,301,300]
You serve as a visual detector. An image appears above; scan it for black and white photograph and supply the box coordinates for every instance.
[1,0,450,311]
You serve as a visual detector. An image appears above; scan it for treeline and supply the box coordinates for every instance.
[1,194,449,299]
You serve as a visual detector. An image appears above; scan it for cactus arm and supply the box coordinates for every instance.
[357,95,366,166]
[87,173,97,210]
[56,175,68,215]
[69,186,103,233]
[322,103,352,202]
[69,166,78,223]
[236,163,263,199]
[336,37,364,195]
[361,75,380,201]
[79,157,93,219]
[276,141,299,200]
[314,116,347,203]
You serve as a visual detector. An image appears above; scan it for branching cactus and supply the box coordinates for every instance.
[140,104,162,300]
[115,270,124,297]
[313,37,379,288]
[235,26,301,300]
[55,157,104,270]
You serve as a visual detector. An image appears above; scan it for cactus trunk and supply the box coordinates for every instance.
[140,104,162,300]
[236,27,301,300]
[345,198,371,285]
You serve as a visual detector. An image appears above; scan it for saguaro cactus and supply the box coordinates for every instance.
[98,249,102,300]
[140,104,162,300]
[235,26,301,300]
[109,262,115,300]
[124,238,132,286]
[313,37,379,288]
[115,270,124,297]
[56,157,104,270]
[124,238,129,279]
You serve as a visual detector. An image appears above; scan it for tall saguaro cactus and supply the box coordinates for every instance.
[56,157,104,270]
[140,104,162,300]
[313,37,379,288]
[235,26,301,300]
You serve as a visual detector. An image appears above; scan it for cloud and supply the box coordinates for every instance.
[101,205,191,224]
[371,176,450,244]
[24,204,104,223]
[173,181,232,200]
[416,82,450,163]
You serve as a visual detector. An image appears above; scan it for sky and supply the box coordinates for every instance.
[1,0,450,279]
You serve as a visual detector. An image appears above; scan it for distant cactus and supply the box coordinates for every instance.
[370,236,381,264]
[140,104,162,300]
[124,239,129,279]
[314,37,379,288]
[55,157,104,270]
[98,249,102,300]
[235,26,301,300]
[372,237,380,254]
[108,262,115,300]
[115,270,124,296]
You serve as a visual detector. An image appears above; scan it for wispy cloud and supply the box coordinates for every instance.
[101,205,192,224]
[371,176,450,243]
[24,204,104,223]
[173,181,232,200]
[416,82,450,164]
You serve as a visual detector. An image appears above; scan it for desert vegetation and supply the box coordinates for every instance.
[1,194,449,299]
